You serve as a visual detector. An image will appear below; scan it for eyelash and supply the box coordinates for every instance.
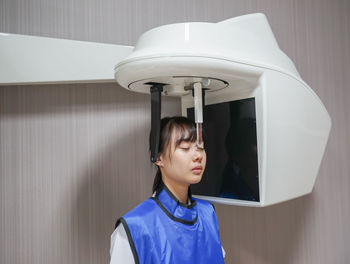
[180,146,205,151]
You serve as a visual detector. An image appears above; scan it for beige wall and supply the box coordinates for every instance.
[1,0,349,263]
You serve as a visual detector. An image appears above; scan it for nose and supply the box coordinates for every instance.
[192,147,203,161]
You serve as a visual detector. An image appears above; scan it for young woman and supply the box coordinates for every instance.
[110,116,225,263]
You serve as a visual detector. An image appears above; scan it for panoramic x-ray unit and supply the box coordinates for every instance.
[0,13,331,207]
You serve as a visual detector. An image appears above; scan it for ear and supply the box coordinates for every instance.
[154,153,164,167]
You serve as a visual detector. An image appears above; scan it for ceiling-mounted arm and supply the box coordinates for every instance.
[0,33,133,85]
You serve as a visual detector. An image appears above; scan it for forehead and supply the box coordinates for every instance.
[170,127,188,145]
[167,125,194,151]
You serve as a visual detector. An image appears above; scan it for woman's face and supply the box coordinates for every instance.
[156,129,207,187]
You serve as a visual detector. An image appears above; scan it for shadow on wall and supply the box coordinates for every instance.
[216,191,315,264]
[71,122,153,263]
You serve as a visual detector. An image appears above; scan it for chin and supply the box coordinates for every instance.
[188,175,203,185]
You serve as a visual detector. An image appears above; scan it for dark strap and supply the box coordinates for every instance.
[149,83,164,162]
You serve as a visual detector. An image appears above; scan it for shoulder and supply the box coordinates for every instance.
[193,197,216,211]
[192,197,217,218]
[125,198,158,218]
[115,198,157,229]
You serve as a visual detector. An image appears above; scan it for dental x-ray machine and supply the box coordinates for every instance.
[0,13,331,207]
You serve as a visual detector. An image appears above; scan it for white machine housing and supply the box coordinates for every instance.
[114,13,331,207]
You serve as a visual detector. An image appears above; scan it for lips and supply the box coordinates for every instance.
[192,166,203,175]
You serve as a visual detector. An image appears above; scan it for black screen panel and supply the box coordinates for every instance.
[187,97,260,202]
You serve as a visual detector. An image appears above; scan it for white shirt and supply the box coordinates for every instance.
[109,224,226,263]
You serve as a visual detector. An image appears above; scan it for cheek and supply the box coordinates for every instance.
[168,152,191,172]
[173,152,190,167]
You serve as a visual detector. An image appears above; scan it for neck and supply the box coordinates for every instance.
[161,176,189,204]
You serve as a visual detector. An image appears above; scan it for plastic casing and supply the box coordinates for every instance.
[0,33,133,85]
[114,13,332,207]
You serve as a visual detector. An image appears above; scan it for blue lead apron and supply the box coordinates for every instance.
[116,184,225,264]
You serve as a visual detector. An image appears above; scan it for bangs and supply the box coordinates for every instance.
[172,123,197,148]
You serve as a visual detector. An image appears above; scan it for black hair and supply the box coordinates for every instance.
[149,116,197,193]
